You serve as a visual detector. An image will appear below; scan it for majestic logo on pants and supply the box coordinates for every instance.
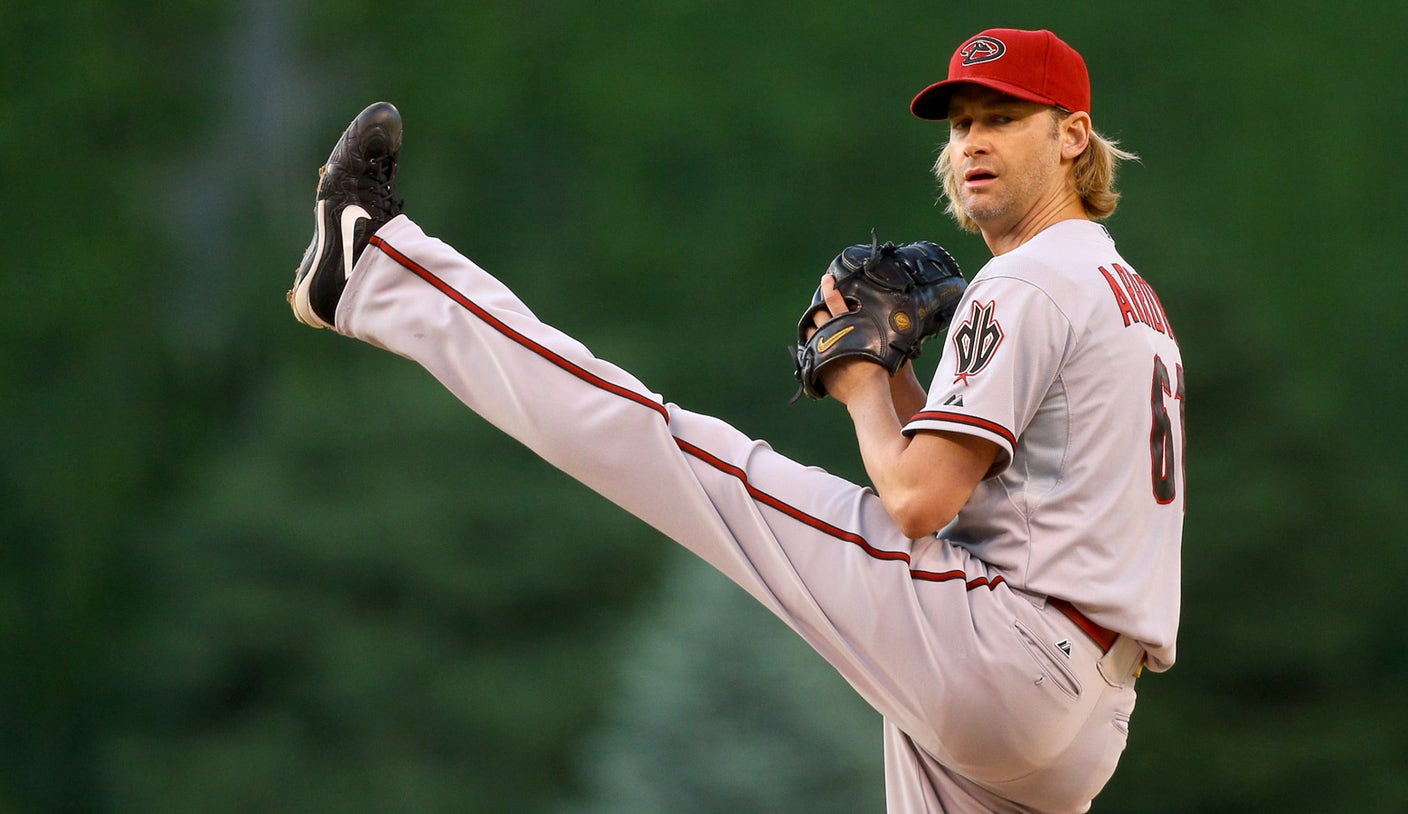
[951,300,1003,384]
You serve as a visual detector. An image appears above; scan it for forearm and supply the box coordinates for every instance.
[846,383,915,502]
[889,363,928,424]
[830,363,994,539]
[840,369,950,539]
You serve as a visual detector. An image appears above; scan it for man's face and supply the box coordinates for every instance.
[944,85,1068,238]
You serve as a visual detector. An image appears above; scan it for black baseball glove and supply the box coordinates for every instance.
[793,233,966,400]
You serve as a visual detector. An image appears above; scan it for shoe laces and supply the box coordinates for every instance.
[357,154,404,221]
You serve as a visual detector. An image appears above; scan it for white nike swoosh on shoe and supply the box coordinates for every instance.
[341,203,371,282]
[311,199,330,277]
[292,199,332,328]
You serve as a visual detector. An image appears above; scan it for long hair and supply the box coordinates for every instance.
[933,111,1139,233]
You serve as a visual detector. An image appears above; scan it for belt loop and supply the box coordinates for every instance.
[1097,635,1145,688]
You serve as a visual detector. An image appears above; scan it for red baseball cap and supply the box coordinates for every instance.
[910,28,1091,120]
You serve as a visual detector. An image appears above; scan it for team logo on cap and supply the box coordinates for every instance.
[959,36,1006,66]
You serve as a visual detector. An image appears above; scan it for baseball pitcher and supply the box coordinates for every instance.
[286,27,1184,814]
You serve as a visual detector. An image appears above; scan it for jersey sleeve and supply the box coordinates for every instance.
[903,274,1073,476]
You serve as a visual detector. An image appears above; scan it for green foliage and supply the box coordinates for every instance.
[5,1,1407,812]
[564,555,884,814]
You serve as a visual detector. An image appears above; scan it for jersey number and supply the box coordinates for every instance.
[1150,356,1186,505]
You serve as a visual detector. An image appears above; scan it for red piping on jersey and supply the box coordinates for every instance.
[370,235,1000,592]
[908,410,1016,449]
[913,571,1007,592]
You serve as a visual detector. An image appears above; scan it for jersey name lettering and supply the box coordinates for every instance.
[1098,264,1174,339]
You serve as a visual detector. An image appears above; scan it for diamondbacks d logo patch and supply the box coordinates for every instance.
[951,300,1003,384]
[959,36,1006,66]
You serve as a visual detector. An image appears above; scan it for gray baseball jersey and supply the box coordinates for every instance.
[335,215,1163,812]
[905,220,1184,671]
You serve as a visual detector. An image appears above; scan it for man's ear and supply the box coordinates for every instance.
[1061,111,1092,160]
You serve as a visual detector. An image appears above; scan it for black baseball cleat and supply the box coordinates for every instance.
[288,101,404,329]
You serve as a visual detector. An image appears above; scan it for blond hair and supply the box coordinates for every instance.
[933,111,1139,233]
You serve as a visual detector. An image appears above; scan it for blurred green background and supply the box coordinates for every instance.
[5,1,1407,811]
